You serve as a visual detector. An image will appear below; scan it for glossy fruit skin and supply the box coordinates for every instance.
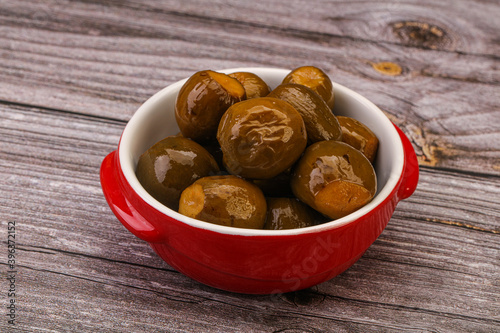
[136,136,219,211]
[175,70,246,143]
[264,197,316,230]
[291,141,376,219]
[269,83,342,143]
[337,116,379,164]
[179,175,267,229]
[282,66,335,110]
[228,72,271,99]
[217,97,307,179]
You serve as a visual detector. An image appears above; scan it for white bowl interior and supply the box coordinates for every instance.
[118,68,404,236]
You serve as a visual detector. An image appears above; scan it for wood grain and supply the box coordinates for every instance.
[0,0,499,332]
[1,0,498,176]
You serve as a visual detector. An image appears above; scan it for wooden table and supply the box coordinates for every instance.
[1,1,499,332]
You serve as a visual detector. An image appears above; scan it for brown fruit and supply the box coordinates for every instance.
[269,83,342,143]
[178,175,267,229]
[136,136,220,211]
[217,97,307,179]
[291,141,376,219]
[228,72,271,99]
[282,66,335,109]
[337,116,379,164]
[264,197,316,230]
[175,70,246,143]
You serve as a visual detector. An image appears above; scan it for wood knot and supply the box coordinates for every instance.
[392,21,451,49]
[371,62,402,76]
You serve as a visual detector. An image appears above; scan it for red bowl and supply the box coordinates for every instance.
[100,68,419,294]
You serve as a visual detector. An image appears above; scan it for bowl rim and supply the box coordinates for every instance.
[117,67,405,237]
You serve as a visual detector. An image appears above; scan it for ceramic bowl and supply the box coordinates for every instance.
[100,67,419,294]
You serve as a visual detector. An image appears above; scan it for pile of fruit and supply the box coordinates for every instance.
[136,66,379,230]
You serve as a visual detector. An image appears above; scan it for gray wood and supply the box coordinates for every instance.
[0,1,499,332]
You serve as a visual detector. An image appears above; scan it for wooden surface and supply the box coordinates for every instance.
[1,0,499,332]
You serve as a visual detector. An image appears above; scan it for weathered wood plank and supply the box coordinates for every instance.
[1,0,499,176]
[3,29,499,177]
[3,0,499,55]
[6,243,498,332]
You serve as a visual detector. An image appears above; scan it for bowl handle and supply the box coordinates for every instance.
[100,151,164,243]
[394,124,419,201]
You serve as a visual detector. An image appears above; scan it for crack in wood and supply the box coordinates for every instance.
[418,164,500,180]
[419,69,500,86]
[15,243,178,272]
[0,99,128,125]
[425,217,500,234]
[363,254,488,278]
[319,292,500,326]
[18,264,201,305]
